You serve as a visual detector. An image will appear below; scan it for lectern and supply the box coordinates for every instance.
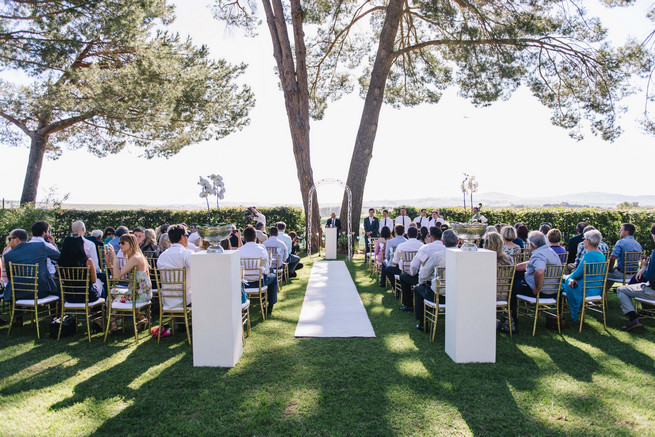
[325,227,337,259]
[190,250,243,367]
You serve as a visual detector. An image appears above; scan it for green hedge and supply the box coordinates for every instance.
[381,206,655,252]
[0,206,305,250]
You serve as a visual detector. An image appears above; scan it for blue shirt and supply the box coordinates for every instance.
[384,235,407,262]
[526,244,561,291]
[645,251,655,285]
[611,236,642,270]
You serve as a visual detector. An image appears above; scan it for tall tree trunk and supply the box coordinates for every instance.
[20,131,48,205]
[339,0,404,238]
[262,0,321,251]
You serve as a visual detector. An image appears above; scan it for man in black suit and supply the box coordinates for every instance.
[363,208,379,261]
[566,221,586,265]
[327,212,341,235]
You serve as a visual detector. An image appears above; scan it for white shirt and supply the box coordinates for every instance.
[256,230,268,244]
[254,212,266,227]
[28,236,58,275]
[379,217,393,233]
[414,216,430,229]
[428,217,445,228]
[392,238,424,266]
[157,243,193,309]
[262,236,288,267]
[81,236,100,273]
[395,215,411,230]
[419,248,447,284]
[410,240,445,276]
[239,241,270,281]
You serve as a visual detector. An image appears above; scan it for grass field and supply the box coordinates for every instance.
[1,255,654,436]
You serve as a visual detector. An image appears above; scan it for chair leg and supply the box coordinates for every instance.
[579,302,586,333]
[85,308,91,342]
[432,310,438,342]
[184,311,191,345]
[7,304,14,336]
[34,307,40,339]
[57,307,64,342]
[104,310,112,342]
[532,306,539,336]
[133,310,139,345]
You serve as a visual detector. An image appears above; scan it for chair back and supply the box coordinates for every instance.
[241,257,265,283]
[157,267,187,308]
[623,251,644,277]
[56,266,90,304]
[521,247,532,262]
[8,262,38,303]
[496,264,516,301]
[434,266,446,297]
[582,261,608,297]
[97,245,106,273]
[557,252,568,265]
[105,258,131,288]
[266,246,281,268]
[541,264,565,295]
[510,252,524,265]
[400,250,418,273]
[107,267,138,307]
[368,238,378,253]
[600,249,610,260]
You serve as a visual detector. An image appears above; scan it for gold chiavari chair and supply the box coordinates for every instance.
[56,265,105,342]
[7,263,59,338]
[496,264,516,337]
[562,261,609,332]
[517,264,565,336]
[156,267,192,344]
[241,257,269,321]
[423,266,445,342]
[395,250,418,303]
[104,267,152,344]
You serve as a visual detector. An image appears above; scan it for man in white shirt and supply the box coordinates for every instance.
[262,227,288,270]
[255,222,268,244]
[157,224,194,310]
[383,226,423,292]
[414,229,457,330]
[413,209,430,230]
[428,210,445,229]
[249,207,266,227]
[398,227,444,311]
[276,222,301,277]
[379,225,407,287]
[72,220,100,273]
[394,208,411,234]
[28,221,59,276]
[379,209,393,235]
[240,226,278,314]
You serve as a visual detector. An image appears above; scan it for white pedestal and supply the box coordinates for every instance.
[445,248,496,363]
[325,227,337,259]
[191,250,243,367]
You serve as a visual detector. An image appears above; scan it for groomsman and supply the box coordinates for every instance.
[363,208,379,260]
[379,210,393,234]
[395,208,411,234]
[413,209,430,229]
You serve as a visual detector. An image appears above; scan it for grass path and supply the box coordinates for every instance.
[1,255,654,436]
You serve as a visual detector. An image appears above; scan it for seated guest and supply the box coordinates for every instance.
[255,222,268,244]
[72,220,100,273]
[364,208,379,256]
[479,226,497,248]
[102,227,115,244]
[133,227,145,246]
[516,225,529,248]
[3,228,60,302]
[379,225,406,287]
[566,222,586,265]
[615,224,655,331]
[86,229,104,251]
[485,232,515,333]
[399,227,444,311]
[547,229,566,255]
[379,210,393,235]
[239,226,278,315]
[1,238,11,287]
[326,212,341,234]
[155,224,169,242]
[157,233,171,255]
[567,226,610,274]
[413,209,430,229]
[277,222,301,277]
[384,226,423,299]
[108,226,130,252]
[375,226,392,265]
[189,223,198,235]
[229,228,244,249]
[57,235,101,303]
[440,223,449,232]
[29,221,59,277]
[263,226,288,270]
[288,232,301,255]
[428,210,445,229]
[157,224,193,310]
[607,223,642,282]
[509,231,561,332]
[562,230,605,321]
[140,228,159,257]
[419,226,430,244]
[501,226,522,255]
[414,229,458,330]
[539,222,552,237]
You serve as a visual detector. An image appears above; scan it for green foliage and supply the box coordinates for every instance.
[368,206,655,252]
[0,206,304,250]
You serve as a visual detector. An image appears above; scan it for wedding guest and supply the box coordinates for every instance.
[102,227,115,244]
[566,222,586,264]
[255,222,268,244]
[239,226,278,315]
[277,222,301,277]
[157,233,171,256]
[398,226,443,311]
[157,224,193,310]
[485,232,515,333]
[419,226,430,244]
[57,236,101,303]
[87,230,104,251]
[379,225,406,288]
[108,226,129,251]
[72,220,100,273]
[501,226,522,255]
[288,231,301,255]
[607,223,642,282]
[375,226,392,265]
[547,229,566,255]
[562,230,605,321]
[516,225,529,247]
[140,229,159,257]
[29,221,59,277]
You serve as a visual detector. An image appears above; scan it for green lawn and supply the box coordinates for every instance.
[1,255,654,436]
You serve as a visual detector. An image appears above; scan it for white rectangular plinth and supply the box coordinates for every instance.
[325,227,337,259]
[445,248,496,363]
[191,250,242,367]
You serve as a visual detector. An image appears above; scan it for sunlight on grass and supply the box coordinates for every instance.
[0,352,75,389]
[283,388,320,419]
[384,333,419,353]
[396,358,431,379]
[128,352,186,390]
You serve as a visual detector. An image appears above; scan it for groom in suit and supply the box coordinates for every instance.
[3,228,60,301]
[327,212,341,235]
[363,208,379,260]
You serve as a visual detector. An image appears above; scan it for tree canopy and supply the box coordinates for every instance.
[0,0,254,204]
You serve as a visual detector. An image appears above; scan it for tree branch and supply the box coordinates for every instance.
[0,111,33,137]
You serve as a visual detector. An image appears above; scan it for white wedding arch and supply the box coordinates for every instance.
[307,178,352,261]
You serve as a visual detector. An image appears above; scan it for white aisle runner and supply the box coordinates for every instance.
[295,261,376,337]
